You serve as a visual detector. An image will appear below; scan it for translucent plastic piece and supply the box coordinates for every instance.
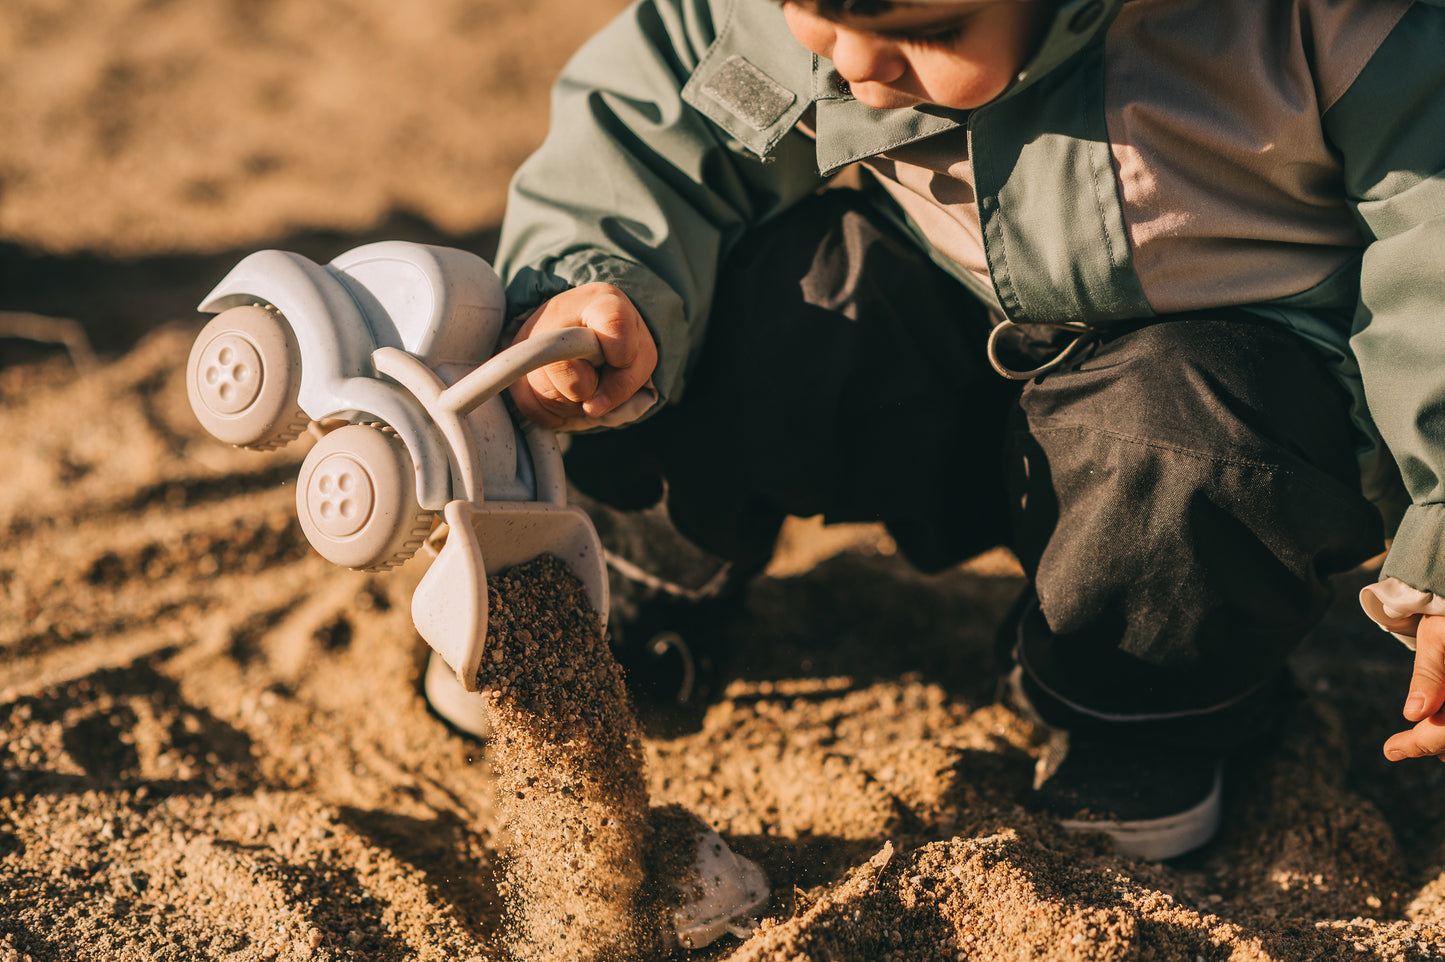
[672,826,771,950]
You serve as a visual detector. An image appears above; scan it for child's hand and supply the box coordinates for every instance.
[507,283,658,429]
[1384,612,1445,762]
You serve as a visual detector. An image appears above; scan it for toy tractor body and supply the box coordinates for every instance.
[186,240,608,691]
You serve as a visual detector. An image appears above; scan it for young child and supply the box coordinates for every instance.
[489,0,1445,859]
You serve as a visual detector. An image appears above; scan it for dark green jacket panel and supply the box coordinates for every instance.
[495,0,824,404]
[1333,0,1445,592]
[970,33,1151,326]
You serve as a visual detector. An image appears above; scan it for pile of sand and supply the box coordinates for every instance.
[3,334,1445,961]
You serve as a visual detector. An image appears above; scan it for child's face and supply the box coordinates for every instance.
[782,1,1047,111]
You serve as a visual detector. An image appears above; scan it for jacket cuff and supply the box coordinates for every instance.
[1358,577,1445,650]
[1381,503,1445,589]
[1370,502,1445,649]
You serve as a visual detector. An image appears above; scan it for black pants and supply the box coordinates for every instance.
[565,191,1385,752]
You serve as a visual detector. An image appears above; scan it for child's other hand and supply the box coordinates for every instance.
[1384,612,1445,762]
[508,283,658,429]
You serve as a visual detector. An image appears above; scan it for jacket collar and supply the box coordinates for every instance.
[813,0,1125,173]
[683,0,1125,173]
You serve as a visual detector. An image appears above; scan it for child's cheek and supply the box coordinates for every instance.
[781,4,834,60]
[915,58,1010,112]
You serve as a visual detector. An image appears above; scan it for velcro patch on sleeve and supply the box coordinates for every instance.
[700,54,797,132]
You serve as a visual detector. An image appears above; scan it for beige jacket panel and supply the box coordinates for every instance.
[1106,0,1411,314]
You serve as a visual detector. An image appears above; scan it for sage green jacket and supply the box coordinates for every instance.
[495,0,1445,597]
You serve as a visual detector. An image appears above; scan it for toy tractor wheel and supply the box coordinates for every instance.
[295,423,433,571]
[187,305,308,450]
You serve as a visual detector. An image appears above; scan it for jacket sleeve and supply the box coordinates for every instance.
[1332,0,1445,596]
[493,0,825,407]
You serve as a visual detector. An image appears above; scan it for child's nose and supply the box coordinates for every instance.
[828,27,906,86]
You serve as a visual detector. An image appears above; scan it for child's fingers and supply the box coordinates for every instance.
[585,326,657,415]
[1404,615,1445,722]
[579,291,645,369]
[1384,712,1445,761]
[1385,616,1445,761]
[514,283,657,421]
[576,291,656,415]
[508,378,571,430]
[534,359,601,405]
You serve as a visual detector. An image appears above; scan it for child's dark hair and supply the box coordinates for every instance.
[774,0,898,18]
[778,0,1060,20]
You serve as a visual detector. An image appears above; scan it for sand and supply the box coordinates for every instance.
[5,2,1445,960]
[478,556,652,961]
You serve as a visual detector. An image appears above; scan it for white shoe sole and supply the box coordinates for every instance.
[1058,763,1223,861]
[423,650,492,740]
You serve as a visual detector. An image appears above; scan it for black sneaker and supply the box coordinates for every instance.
[570,490,754,711]
[1032,732,1223,861]
[606,571,755,712]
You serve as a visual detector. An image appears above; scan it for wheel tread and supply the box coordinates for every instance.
[361,507,434,571]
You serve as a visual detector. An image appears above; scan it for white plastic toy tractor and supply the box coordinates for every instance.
[185,241,768,948]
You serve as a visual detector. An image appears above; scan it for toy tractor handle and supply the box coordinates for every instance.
[373,326,606,507]
[433,326,605,418]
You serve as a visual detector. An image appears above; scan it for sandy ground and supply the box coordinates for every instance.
[4,2,1445,960]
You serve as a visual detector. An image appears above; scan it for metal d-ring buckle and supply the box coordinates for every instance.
[986,319,1097,381]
